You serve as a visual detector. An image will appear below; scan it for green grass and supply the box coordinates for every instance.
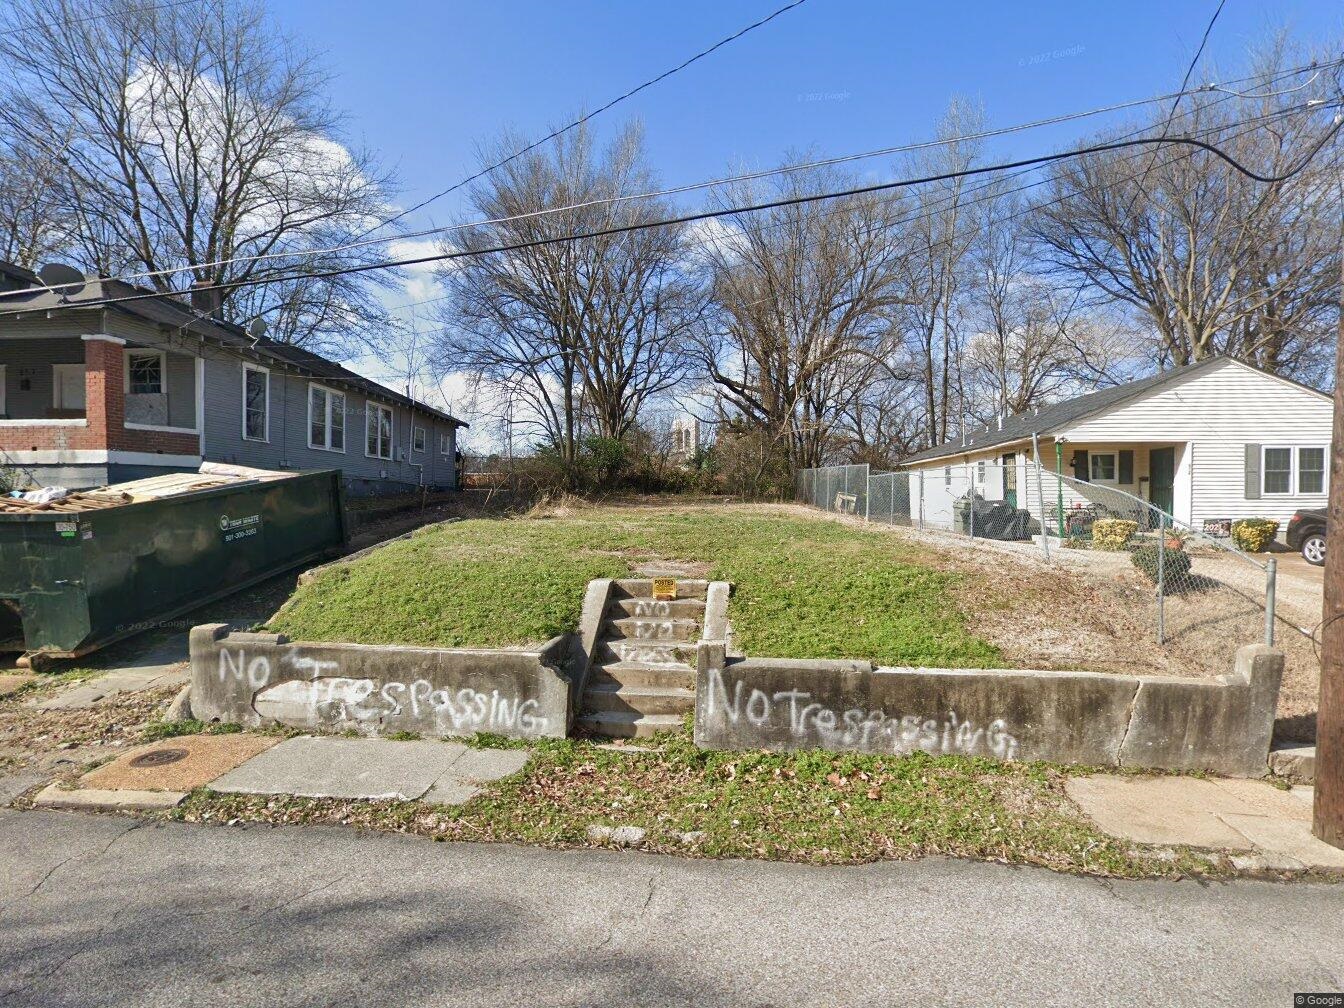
[139,719,243,742]
[267,504,1002,667]
[171,724,1215,877]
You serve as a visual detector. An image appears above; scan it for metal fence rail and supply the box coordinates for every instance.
[795,461,1278,649]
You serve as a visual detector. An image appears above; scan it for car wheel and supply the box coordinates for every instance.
[1301,533,1326,566]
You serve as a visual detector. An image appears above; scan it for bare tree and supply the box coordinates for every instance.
[1032,42,1342,383]
[697,164,913,471]
[434,121,700,487]
[896,99,985,447]
[0,139,70,267]
[0,0,396,354]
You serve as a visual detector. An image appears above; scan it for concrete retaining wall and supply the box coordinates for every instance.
[190,624,575,740]
[693,642,1282,776]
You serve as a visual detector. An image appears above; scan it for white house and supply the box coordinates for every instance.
[899,356,1332,536]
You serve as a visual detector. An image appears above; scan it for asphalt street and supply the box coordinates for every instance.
[1,808,1340,1007]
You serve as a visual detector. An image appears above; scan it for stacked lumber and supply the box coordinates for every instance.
[0,491,133,514]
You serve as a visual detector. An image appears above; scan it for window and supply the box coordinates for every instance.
[976,460,986,483]
[1261,446,1327,496]
[242,366,269,442]
[307,384,346,452]
[52,364,86,410]
[1089,453,1117,483]
[366,403,394,460]
[412,426,426,452]
[1299,447,1326,495]
[1262,447,1293,495]
[440,431,451,456]
[125,351,164,394]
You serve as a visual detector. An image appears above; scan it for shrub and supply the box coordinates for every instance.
[1231,518,1279,553]
[1091,518,1138,551]
[1130,542,1192,585]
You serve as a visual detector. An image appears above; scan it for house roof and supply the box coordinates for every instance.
[899,356,1308,466]
[0,261,466,428]
[0,261,38,290]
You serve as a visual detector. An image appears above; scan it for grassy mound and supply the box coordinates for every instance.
[267,504,1001,667]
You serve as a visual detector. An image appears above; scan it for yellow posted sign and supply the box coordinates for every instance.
[652,577,677,600]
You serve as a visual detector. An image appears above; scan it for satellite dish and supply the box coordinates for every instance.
[248,318,267,344]
[37,262,86,296]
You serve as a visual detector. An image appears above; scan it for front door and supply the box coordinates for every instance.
[1149,447,1175,519]
[1001,452,1017,507]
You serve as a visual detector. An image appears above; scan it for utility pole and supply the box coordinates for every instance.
[1316,248,1344,850]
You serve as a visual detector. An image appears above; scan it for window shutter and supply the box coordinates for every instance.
[1118,450,1133,484]
[1073,449,1090,482]
[1244,444,1261,499]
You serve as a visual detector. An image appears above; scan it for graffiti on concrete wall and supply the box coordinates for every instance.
[703,667,1020,760]
[216,647,550,736]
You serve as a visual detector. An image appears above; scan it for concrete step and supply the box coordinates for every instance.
[596,639,695,667]
[612,579,709,601]
[604,617,700,642]
[582,681,696,716]
[607,597,707,620]
[575,710,685,739]
[590,662,697,690]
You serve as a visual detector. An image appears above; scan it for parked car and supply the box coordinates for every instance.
[1286,508,1327,566]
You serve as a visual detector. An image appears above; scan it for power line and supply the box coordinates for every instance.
[0,0,196,36]
[13,114,1342,318]
[14,58,1337,302]
[356,0,811,241]
[1128,0,1228,201]
[379,79,1305,318]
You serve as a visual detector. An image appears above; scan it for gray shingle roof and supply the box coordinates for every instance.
[0,263,466,428]
[899,357,1233,466]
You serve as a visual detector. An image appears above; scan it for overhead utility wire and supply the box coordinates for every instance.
[378,77,1314,317]
[1128,0,1227,201]
[13,58,1336,302]
[355,0,811,240]
[19,115,1343,318]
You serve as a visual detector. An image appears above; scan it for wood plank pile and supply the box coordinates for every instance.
[0,491,134,514]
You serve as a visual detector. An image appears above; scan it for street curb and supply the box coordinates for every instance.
[33,783,186,812]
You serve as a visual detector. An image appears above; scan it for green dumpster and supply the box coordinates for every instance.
[0,469,347,662]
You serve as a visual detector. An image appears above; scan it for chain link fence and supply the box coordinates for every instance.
[795,464,870,517]
[795,460,1278,651]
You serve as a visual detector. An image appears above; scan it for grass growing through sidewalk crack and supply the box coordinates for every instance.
[170,724,1216,878]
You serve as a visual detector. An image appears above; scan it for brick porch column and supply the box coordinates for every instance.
[81,334,125,447]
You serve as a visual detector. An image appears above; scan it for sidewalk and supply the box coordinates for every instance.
[32,733,530,812]
[1066,774,1344,871]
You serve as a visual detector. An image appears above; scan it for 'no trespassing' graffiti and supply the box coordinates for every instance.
[703,667,1020,760]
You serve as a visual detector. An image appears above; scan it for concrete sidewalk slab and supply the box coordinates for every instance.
[1065,776,1254,849]
[33,783,185,812]
[451,747,530,782]
[34,667,189,711]
[1067,774,1343,870]
[211,736,469,801]
[79,734,277,793]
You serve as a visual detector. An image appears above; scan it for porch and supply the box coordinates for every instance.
[912,439,1191,538]
[0,334,202,485]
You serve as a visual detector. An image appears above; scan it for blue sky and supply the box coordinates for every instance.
[270,0,1343,440]
[276,0,1341,230]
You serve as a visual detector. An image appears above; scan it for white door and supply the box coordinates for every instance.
[52,364,86,410]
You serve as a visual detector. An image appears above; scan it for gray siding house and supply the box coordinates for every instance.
[0,262,465,494]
